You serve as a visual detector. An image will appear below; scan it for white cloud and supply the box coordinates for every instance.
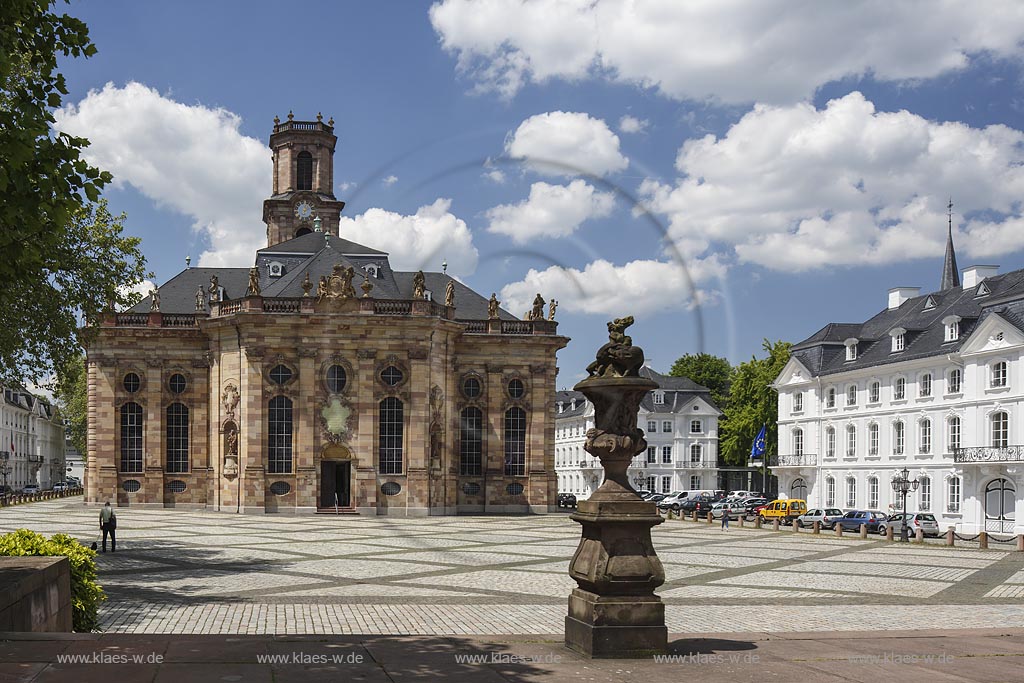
[486,180,614,243]
[505,111,628,177]
[338,181,357,192]
[483,169,506,184]
[338,199,478,275]
[430,0,1024,104]
[53,82,270,268]
[117,279,156,311]
[501,255,725,318]
[382,175,399,186]
[619,115,648,134]
[639,92,1024,270]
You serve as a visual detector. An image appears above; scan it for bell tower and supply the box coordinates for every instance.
[262,112,346,247]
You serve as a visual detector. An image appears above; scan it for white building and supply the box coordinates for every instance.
[773,230,1022,534]
[1,387,66,491]
[554,366,721,499]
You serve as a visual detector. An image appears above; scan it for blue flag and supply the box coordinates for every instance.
[750,424,767,461]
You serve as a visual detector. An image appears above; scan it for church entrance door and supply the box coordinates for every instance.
[320,448,352,508]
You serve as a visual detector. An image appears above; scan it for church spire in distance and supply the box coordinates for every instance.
[940,197,960,291]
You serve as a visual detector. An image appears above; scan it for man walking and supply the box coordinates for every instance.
[721,505,730,531]
[99,501,116,552]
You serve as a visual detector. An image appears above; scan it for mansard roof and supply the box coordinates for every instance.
[792,267,1024,377]
[554,366,720,417]
[129,233,517,320]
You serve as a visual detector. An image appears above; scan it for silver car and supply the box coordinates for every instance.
[794,507,845,529]
[882,512,941,537]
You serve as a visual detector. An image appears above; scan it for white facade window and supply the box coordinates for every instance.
[920,476,931,511]
[793,392,803,413]
[893,421,905,455]
[991,411,1009,448]
[947,476,961,513]
[646,476,656,492]
[919,373,932,397]
[826,477,835,506]
[846,425,856,457]
[826,387,836,408]
[945,321,959,342]
[868,476,879,509]
[991,361,1008,388]
[868,423,879,455]
[793,428,804,456]
[894,377,906,400]
[869,381,880,403]
[892,332,905,352]
[825,427,836,458]
[646,446,656,463]
[661,476,671,494]
[662,420,672,433]
[661,446,672,463]
[919,419,931,454]
[948,416,961,452]
[948,368,962,394]
[846,477,856,507]
[690,475,701,489]
[690,444,702,464]
[845,343,857,361]
[647,420,657,433]
[690,419,702,434]
[653,391,665,405]
[846,385,857,406]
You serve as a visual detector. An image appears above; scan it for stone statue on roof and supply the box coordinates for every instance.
[316,276,329,301]
[150,287,160,312]
[342,266,357,298]
[445,280,455,307]
[413,271,426,300]
[195,286,205,311]
[548,299,558,321]
[531,293,545,321]
[488,293,499,320]
[209,275,220,303]
[246,267,261,296]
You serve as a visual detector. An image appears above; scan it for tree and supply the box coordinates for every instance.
[719,339,791,466]
[669,352,732,410]
[0,1,146,384]
[55,353,86,459]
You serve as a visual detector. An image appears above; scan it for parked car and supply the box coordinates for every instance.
[883,512,940,537]
[758,499,807,524]
[647,493,668,503]
[656,492,690,511]
[794,507,845,529]
[21,484,40,495]
[710,500,746,520]
[52,482,69,493]
[834,510,888,533]
[741,498,770,519]
[679,494,716,514]
[636,490,655,499]
[66,477,81,487]
[556,493,577,508]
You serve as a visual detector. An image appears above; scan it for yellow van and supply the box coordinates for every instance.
[758,499,807,525]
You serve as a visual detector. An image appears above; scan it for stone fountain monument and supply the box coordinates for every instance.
[565,316,667,657]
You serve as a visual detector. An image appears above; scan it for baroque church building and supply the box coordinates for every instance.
[84,114,568,515]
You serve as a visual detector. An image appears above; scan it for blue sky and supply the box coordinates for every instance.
[54,1,1024,386]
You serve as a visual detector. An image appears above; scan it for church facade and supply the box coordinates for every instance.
[84,114,568,515]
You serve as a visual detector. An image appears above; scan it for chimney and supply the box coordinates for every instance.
[888,287,920,310]
[962,265,999,289]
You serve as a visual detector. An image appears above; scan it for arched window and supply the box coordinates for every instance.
[378,397,404,475]
[868,476,879,508]
[690,443,702,464]
[846,385,857,406]
[119,402,143,473]
[893,421,905,455]
[791,478,807,500]
[459,407,483,476]
[296,151,313,191]
[919,418,931,454]
[947,368,962,394]
[792,428,804,456]
[845,425,856,457]
[869,381,880,403]
[504,407,527,476]
[825,477,835,506]
[846,477,857,507]
[268,396,293,474]
[948,416,961,453]
[826,387,836,408]
[991,411,1009,448]
[893,377,906,400]
[919,373,932,397]
[166,403,189,473]
[825,427,835,458]
[947,476,961,513]
[919,476,931,511]
[991,361,1008,388]
[868,423,879,455]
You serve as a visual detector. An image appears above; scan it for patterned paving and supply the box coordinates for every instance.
[2,497,1023,634]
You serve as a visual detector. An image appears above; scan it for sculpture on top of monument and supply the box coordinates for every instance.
[316,276,329,301]
[412,270,426,300]
[301,272,313,297]
[444,280,455,307]
[488,293,500,319]
[209,274,220,303]
[246,267,261,296]
[548,299,558,321]
[150,287,160,312]
[584,316,644,379]
[361,272,374,297]
[195,286,205,311]
[531,293,545,321]
[342,266,357,298]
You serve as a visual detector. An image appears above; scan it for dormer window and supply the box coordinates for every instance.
[570,399,576,411]
[942,315,961,342]
[557,402,563,414]
[364,264,380,278]
[653,391,665,405]
[844,338,858,361]
[423,290,432,301]
[890,328,906,352]
[923,295,937,310]
[977,282,990,297]
[268,261,284,278]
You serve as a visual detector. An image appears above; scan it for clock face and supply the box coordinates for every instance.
[295,201,314,220]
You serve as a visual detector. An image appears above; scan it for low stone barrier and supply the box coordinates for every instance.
[0,488,83,507]
[0,557,72,631]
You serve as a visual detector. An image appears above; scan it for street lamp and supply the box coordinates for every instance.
[891,467,919,542]
[631,468,647,493]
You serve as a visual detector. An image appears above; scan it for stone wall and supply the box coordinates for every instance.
[0,557,72,632]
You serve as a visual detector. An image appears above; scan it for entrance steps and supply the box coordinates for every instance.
[315,506,360,515]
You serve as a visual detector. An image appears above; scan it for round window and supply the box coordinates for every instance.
[168,373,187,394]
[123,373,141,393]
[508,379,525,399]
[506,483,525,496]
[269,364,293,385]
[381,482,402,496]
[326,365,347,393]
[462,376,481,399]
[166,480,186,493]
[122,480,141,492]
[269,481,291,496]
[462,482,481,495]
[381,366,403,387]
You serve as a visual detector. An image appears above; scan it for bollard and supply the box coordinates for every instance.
[885,525,894,542]
[859,523,868,539]
[692,510,698,523]
[792,520,800,534]
[772,519,780,532]
[706,512,713,524]
[812,521,820,535]
[946,527,955,546]
[915,528,924,543]
[754,517,762,529]
[979,532,988,550]
[835,523,843,537]
[739,515,745,528]
[1017,534,1024,552]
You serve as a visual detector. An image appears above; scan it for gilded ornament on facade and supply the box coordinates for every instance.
[247,267,261,296]
[222,384,240,420]
[413,271,426,300]
[320,396,354,443]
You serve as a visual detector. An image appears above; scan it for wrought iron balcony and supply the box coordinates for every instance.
[953,445,1024,463]
[768,453,818,467]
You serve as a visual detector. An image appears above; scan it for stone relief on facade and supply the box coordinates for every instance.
[222,384,240,420]
[320,396,354,444]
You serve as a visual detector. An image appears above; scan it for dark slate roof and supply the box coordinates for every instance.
[553,367,719,416]
[132,232,517,320]
[554,390,587,418]
[792,267,1024,377]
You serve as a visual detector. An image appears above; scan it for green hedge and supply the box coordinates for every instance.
[0,529,106,631]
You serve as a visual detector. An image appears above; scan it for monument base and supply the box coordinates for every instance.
[564,588,667,658]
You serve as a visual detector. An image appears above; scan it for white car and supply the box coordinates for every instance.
[22,484,40,495]
[710,501,745,519]
[52,483,69,493]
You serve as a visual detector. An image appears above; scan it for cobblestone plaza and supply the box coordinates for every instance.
[5,498,1024,635]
